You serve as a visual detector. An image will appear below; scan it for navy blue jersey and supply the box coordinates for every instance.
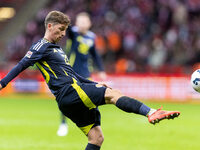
[0,38,96,97]
[66,26,104,78]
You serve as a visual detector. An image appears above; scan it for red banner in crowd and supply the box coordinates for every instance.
[93,74,199,101]
[1,72,200,101]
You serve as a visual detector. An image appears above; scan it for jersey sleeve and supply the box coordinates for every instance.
[20,46,46,68]
[0,62,26,88]
[65,26,76,55]
[0,44,47,88]
[66,26,77,39]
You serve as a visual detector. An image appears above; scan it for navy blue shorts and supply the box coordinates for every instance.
[57,82,106,135]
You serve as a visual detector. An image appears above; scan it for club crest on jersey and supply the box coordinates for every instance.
[25,51,33,58]
[53,49,58,53]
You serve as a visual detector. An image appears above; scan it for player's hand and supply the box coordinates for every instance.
[97,83,112,89]
[0,82,2,90]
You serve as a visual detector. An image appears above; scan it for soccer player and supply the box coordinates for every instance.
[66,12,106,79]
[57,12,106,136]
[0,11,180,150]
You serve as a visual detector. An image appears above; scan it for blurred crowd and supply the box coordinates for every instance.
[0,0,25,30]
[3,0,200,74]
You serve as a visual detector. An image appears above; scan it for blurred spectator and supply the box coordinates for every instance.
[2,0,200,74]
[106,30,121,53]
[148,38,167,72]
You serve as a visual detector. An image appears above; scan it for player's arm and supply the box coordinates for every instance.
[74,71,97,84]
[74,71,110,89]
[90,45,107,80]
[66,25,76,39]
[65,26,76,55]
[0,48,45,89]
[0,61,28,89]
[0,82,2,90]
[90,45,104,72]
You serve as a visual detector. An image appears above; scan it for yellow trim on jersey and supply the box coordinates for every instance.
[42,61,58,79]
[35,62,50,83]
[71,78,96,110]
[62,69,96,109]
[64,55,71,66]
[69,52,76,67]
[79,123,94,135]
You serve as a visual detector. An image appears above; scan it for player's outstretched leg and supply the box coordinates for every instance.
[57,112,68,136]
[104,88,180,125]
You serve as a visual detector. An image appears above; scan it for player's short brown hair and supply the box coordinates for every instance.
[44,11,70,29]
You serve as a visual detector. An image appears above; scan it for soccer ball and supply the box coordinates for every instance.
[191,69,200,93]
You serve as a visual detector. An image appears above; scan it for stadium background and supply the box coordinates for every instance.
[0,0,200,150]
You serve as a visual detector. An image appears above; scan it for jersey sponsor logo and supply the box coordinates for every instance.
[77,36,94,55]
[77,36,94,47]
[25,51,33,58]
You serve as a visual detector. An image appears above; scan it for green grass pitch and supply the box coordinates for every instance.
[0,94,200,150]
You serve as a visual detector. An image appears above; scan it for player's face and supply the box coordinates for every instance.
[75,15,91,34]
[48,23,68,43]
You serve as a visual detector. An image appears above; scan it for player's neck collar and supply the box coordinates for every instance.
[43,38,51,43]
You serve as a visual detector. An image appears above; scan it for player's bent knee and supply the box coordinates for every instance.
[105,88,124,104]
[88,126,104,146]
[88,133,104,146]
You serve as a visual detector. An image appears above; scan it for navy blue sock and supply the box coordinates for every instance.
[85,143,100,150]
[116,96,150,116]
[61,113,66,124]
